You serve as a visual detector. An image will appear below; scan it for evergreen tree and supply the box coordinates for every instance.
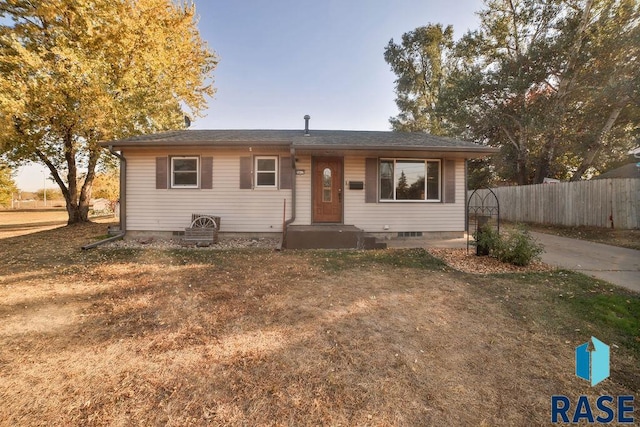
[396,171,409,199]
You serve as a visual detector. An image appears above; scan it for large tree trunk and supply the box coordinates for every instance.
[65,148,99,224]
[62,177,95,224]
[35,131,97,225]
[71,148,100,224]
[501,125,530,185]
[570,104,625,181]
[535,134,556,183]
[66,200,90,224]
[515,152,528,185]
[534,0,594,183]
[61,127,91,225]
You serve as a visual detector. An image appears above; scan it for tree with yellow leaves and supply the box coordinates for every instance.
[0,162,17,207]
[92,169,120,202]
[0,0,217,223]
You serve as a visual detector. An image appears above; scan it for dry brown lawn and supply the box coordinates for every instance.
[0,219,638,426]
[0,209,70,239]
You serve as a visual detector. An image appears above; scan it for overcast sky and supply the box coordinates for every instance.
[15,0,483,191]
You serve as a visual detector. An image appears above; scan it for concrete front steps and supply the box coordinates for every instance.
[284,225,387,250]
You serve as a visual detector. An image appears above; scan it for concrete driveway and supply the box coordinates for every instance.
[388,232,639,293]
[530,232,640,293]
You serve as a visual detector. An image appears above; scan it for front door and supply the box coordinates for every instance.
[313,157,343,223]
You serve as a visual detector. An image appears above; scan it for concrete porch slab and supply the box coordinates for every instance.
[285,225,386,250]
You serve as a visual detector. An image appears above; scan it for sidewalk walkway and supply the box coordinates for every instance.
[387,232,640,293]
[530,232,640,293]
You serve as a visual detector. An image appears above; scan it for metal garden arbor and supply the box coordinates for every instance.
[467,188,500,254]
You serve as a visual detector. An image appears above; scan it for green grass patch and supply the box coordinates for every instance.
[92,234,111,241]
[306,248,448,272]
[478,270,640,356]
[563,285,640,353]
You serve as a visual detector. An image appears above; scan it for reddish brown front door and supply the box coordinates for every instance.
[313,157,343,223]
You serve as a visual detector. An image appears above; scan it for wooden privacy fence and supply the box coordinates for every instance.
[470,178,639,229]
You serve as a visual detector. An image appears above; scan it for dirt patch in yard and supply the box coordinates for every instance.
[0,222,638,425]
[0,209,69,239]
[0,209,115,239]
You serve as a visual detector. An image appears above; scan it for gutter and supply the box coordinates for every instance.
[277,147,297,250]
[102,141,293,149]
[109,145,127,233]
[291,144,500,154]
[82,146,127,250]
[464,159,469,234]
[103,142,498,154]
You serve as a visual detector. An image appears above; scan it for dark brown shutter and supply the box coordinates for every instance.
[280,157,292,189]
[201,157,213,189]
[444,159,455,203]
[365,158,377,203]
[239,156,252,189]
[156,157,168,189]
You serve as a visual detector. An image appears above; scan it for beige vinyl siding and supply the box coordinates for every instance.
[343,156,465,232]
[126,150,466,233]
[292,155,312,226]
[345,156,465,232]
[125,149,292,233]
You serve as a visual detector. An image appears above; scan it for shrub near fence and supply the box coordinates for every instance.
[471,178,640,229]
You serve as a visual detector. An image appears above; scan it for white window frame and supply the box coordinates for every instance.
[170,156,199,189]
[254,156,278,189]
[379,158,441,202]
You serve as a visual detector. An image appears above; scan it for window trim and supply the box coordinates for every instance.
[379,158,441,202]
[170,156,200,189]
[254,155,278,189]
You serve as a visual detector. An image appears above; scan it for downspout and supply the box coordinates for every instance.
[82,146,126,250]
[277,147,296,250]
[464,159,469,235]
[81,231,126,250]
[109,145,127,233]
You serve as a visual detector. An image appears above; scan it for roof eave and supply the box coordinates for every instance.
[102,140,499,156]
[292,144,499,155]
[101,140,293,149]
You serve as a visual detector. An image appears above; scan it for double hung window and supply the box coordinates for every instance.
[171,157,199,188]
[255,156,278,188]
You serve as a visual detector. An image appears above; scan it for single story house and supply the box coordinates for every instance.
[102,118,496,248]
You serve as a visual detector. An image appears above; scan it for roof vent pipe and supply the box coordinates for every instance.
[304,115,310,136]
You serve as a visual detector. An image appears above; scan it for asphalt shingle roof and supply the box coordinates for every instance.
[592,163,640,179]
[102,129,496,153]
